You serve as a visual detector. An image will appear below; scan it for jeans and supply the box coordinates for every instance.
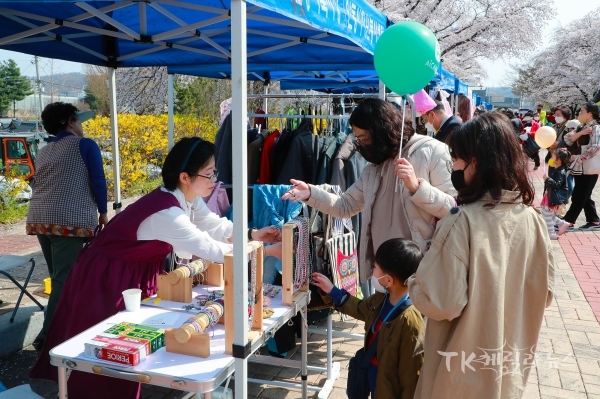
[564,174,599,225]
[37,235,86,338]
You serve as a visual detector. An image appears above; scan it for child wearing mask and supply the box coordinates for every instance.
[542,148,571,239]
[312,238,424,399]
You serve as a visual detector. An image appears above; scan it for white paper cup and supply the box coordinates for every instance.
[122,288,142,312]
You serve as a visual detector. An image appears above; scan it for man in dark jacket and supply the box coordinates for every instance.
[422,101,462,144]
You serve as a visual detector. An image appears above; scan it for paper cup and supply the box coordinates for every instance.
[122,288,142,312]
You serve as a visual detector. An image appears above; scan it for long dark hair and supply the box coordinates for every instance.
[162,137,215,190]
[447,112,535,207]
[581,103,600,123]
[349,98,414,158]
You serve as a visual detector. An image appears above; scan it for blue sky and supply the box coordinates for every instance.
[0,0,596,88]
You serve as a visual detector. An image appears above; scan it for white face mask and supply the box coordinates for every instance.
[533,117,540,121]
[371,274,390,293]
[555,116,565,124]
[425,122,435,133]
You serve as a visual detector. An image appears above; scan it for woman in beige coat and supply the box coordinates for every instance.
[408,112,555,399]
[283,98,456,293]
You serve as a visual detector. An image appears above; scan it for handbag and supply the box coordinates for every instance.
[346,298,413,399]
[522,136,540,157]
[581,145,600,175]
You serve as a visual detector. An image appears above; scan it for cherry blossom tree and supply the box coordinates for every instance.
[510,7,600,107]
[376,0,549,83]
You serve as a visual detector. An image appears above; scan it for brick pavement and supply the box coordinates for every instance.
[2,155,600,398]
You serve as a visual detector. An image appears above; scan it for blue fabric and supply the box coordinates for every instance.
[54,132,107,214]
[252,185,302,279]
[329,286,348,307]
[0,1,388,70]
[567,174,574,199]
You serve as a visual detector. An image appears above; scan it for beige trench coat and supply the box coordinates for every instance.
[408,191,555,399]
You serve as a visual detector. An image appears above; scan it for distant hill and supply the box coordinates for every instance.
[486,87,517,97]
[27,72,86,97]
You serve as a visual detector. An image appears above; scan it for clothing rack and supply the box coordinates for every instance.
[248,113,349,119]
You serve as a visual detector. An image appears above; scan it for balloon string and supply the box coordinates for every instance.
[395,98,407,193]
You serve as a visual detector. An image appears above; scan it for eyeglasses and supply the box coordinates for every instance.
[189,170,219,182]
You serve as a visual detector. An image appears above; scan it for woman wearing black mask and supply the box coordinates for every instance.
[282,98,456,294]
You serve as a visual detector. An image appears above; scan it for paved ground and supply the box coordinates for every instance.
[1,154,600,398]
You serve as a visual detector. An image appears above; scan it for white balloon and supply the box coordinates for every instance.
[535,126,557,148]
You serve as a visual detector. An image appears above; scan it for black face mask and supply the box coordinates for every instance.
[355,142,390,165]
[450,161,470,190]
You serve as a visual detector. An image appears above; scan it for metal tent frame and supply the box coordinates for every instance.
[0,1,389,398]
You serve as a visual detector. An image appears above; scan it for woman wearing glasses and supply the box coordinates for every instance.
[283,98,456,295]
[31,137,281,399]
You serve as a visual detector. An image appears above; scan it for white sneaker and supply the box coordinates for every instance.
[549,233,559,240]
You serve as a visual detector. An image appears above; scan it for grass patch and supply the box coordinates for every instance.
[126,177,163,198]
[0,202,29,224]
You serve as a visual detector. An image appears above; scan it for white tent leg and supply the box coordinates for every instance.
[378,80,385,100]
[108,67,122,214]
[168,74,174,149]
[231,1,249,398]
[263,85,268,114]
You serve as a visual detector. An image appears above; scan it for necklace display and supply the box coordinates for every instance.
[248,243,259,329]
[290,217,311,289]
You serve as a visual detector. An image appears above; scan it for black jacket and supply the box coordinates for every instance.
[435,115,462,144]
[545,165,569,206]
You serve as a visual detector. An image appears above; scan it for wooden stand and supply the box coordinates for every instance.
[165,242,263,358]
[157,275,193,303]
[282,223,309,306]
[165,328,210,358]
[201,262,224,287]
[224,241,264,355]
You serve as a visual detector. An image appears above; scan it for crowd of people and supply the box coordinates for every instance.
[28,94,600,398]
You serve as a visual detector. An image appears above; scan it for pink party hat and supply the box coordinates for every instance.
[412,89,437,114]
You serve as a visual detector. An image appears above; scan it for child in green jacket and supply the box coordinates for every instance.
[313,238,424,399]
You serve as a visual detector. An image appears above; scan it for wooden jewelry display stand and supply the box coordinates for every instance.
[157,261,223,303]
[165,242,264,358]
[282,223,309,306]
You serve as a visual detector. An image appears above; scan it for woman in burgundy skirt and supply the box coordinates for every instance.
[30,138,281,399]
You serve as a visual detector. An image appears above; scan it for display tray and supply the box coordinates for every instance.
[142,284,294,332]
[49,307,234,393]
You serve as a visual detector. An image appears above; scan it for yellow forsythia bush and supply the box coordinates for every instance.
[84,114,218,196]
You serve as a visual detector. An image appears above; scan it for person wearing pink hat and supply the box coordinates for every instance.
[422,100,462,144]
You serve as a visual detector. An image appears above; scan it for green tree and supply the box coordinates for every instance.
[175,77,231,120]
[0,60,33,117]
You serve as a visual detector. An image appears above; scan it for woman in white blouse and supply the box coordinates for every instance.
[30,137,280,399]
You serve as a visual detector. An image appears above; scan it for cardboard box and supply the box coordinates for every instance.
[84,340,146,366]
[92,334,150,357]
[103,322,165,353]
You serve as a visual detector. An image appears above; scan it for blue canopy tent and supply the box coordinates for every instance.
[455,78,469,96]
[0,1,388,397]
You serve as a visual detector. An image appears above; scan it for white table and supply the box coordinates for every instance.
[49,287,310,399]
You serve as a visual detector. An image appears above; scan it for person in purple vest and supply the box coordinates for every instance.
[26,102,107,352]
[30,137,281,399]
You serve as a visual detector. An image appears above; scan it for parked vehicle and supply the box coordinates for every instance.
[0,132,40,180]
[0,175,32,202]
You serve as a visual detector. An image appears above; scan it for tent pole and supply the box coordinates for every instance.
[263,84,268,115]
[168,74,174,150]
[378,80,385,100]
[231,1,249,398]
[108,67,122,214]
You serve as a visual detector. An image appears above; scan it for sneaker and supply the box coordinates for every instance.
[579,222,600,231]
[548,233,559,240]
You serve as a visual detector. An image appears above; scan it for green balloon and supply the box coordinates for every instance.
[374,21,440,95]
